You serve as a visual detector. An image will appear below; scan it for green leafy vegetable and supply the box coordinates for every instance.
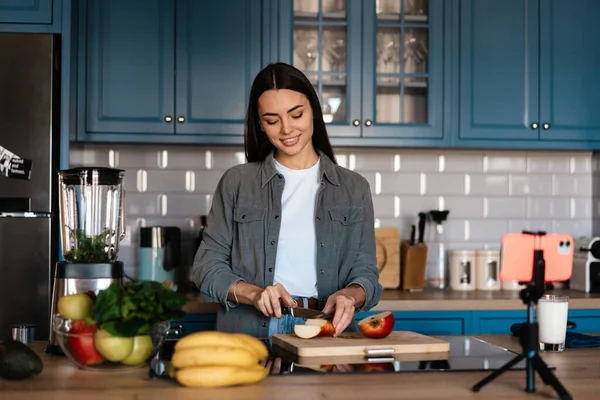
[91,281,187,337]
[65,228,113,262]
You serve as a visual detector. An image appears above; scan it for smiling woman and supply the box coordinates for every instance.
[191,62,383,341]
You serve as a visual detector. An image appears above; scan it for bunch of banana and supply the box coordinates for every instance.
[168,331,270,388]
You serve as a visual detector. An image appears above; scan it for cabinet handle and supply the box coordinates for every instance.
[531,122,538,129]
[543,123,550,130]
[352,119,360,126]
[364,120,372,127]
[165,116,172,123]
[177,116,186,123]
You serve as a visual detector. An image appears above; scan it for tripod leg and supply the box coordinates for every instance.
[532,355,573,400]
[472,354,525,392]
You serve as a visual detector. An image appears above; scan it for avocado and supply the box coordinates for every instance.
[0,340,43,380]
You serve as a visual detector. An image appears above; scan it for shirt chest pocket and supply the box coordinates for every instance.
[328,206,364,249]
[234,206,266,249]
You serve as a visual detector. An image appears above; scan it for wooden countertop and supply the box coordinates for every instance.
[182,288,600,313]
[2,337,600,399]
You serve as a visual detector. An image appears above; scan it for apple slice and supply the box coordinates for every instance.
[294,324,321,339]
[305,319,335,336]
[358,311,395,339]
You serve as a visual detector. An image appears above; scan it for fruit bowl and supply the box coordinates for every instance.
[52,314,169,371]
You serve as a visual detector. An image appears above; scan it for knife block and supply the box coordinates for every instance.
[400,240,428,291]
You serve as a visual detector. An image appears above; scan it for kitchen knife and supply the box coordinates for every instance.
[281,306,333,320]
[417,212,427,244]
[410,224,416,245]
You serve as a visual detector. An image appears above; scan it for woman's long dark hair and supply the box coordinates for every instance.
[244,62,337,164]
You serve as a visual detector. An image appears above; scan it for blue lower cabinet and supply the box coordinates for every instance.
[356,311,469,336]
[565,309,600,333]
[175,309,600,338]
[472,310,527,335]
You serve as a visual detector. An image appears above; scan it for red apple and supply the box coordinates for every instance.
[357,311,395,339]
[356,362,395,372]
[305,319,335,336]
[294,324,321,339]
[67,320,105,365]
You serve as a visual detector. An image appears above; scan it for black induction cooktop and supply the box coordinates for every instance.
[265,336,532,375]
[150,335,548,379]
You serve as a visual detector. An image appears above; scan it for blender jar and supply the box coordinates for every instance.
[58,167,126,263]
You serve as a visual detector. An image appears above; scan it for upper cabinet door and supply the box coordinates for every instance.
[283,0,362,138]
[539,0,600,142]
[456,0,539,140]
[174,0,262,137]
[81,0,175,135]
[0,0,52,24]
[362,0,444,139]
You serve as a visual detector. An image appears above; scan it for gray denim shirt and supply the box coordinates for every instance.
[191,150,383,338]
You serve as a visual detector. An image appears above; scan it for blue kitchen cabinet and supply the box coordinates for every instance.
[538,0,600,143]
[453,0,600,148]
[0,0,61,32]
[76,0,262,143]
[355,311,469,335]
[472,310,528,335]
[177,308,600,337]
[275,0,449,147]
[77,0,175,137]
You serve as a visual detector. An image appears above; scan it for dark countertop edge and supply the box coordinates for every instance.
[182,289,600,313]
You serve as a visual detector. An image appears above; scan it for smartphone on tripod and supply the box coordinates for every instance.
[499,232,574,283]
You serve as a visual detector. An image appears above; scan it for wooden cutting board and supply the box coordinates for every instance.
[272,331,449,357]
[375,227,401,289]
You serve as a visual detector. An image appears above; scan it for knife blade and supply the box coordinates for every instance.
[281,306,333,320]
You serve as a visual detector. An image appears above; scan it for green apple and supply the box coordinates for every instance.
[58,293,93,320]
[93,329,134,362]
[121,335,153,365]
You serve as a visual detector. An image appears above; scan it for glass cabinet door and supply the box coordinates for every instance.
[290,0,362,137]
[362,0,444,138]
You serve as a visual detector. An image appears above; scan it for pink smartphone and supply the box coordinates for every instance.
[499,232,574,283]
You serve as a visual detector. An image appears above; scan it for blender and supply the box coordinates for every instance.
[46,167,127,354]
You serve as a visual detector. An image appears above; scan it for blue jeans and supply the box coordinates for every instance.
[267,296,310,348]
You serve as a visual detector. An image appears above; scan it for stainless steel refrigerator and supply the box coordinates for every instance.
[0,33,61,341]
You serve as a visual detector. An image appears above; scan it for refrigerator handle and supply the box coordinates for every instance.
[119,189,126,240]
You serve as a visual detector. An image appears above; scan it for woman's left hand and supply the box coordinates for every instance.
[321,289,356,337]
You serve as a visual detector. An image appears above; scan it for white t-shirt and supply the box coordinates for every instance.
[272,157,320,298]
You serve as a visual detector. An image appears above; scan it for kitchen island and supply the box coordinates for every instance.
[2,336,599,399]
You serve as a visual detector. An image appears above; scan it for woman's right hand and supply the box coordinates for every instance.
[253,283,297,318]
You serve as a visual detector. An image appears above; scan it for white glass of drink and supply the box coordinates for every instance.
[537,294,569,352]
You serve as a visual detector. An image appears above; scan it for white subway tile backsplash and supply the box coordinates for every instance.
[552,220,592,237]
[527,155,570,174]
[442,197,484,218]
[468,219,509,241]
[484,155,527,172]
[483,197,527,218]
[443,153,484,172]
[71,144,594,280]
[508,219,553,234]
[552,175,592,196]
[468,174,509,196]
[379,173,421,195]
[341,151,396,172]
[509,175,553,196]
[396,153,440,172]
[424,174,465,196]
